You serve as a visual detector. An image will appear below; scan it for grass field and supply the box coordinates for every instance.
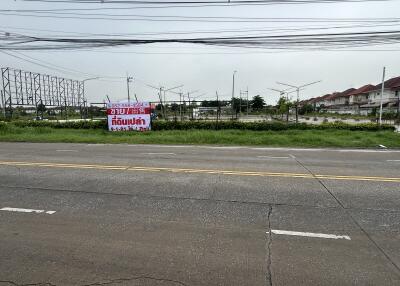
[0,125,399,148]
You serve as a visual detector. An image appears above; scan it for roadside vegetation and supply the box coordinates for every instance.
[4,120,395,131]
[0,121,399,148]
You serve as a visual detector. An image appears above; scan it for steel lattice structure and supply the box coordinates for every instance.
[1,67,86,110]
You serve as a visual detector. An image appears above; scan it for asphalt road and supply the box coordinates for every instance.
[0,142,399,286]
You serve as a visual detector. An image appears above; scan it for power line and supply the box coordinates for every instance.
[3,29,400,50]
[2,11,400,23]
[3,22,400,39]
[0,50,125,79]
[20,0,399,5]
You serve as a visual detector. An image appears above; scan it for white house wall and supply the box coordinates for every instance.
[368,89,397,103]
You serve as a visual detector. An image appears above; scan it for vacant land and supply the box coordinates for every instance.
[0,125,399,148]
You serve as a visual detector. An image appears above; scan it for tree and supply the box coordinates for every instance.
[299,103,314,115]
[277,96,291,120]
[251,95,265,110]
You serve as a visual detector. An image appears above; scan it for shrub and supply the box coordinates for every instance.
[4,119,395,132]
[12,120,108,130]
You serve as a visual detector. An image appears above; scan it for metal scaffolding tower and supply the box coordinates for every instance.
[1,67,86,117]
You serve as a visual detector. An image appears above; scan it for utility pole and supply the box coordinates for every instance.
[126,75,133,103]
[159,87,164,118]
[265,94,268,121]
[379,67,386,125]
[216,91,220,126]
[146,84,183,120]
[239,90,242,118]
[181,90,199,120]
[190,92,206,120]
[164,84,184,120]
[179,92,183,121]
[231,71,237,120]
[81,77,100,119]
[187,92,191,120]
[246,87,249,117]
[126,75,137,102]
[277,80,321,123]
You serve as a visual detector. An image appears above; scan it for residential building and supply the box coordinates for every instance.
[360,76,400,115]
[347,85,374,115]
[302,75,400,116]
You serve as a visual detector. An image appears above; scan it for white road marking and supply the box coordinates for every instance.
[257,156,291,159]
[289,154,296,159]
[145,153,176,155]
[86,144,400,153]
[387,160,400,162]
[56,150,78,152]
[0,207,56,215]
[267,229,351,240]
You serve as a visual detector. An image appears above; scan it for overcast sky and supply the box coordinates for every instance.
[1,0,400,104]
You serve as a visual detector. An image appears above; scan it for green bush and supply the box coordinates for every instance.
[12,120,108,130]
[151,121,394,132]
[4,119,395,132]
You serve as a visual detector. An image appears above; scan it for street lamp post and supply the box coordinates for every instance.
[268,87,297,122]
[231,71,237,120]
[81,77,100,119]
[277,80,321,123]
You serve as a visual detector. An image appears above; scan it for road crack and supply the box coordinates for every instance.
[0,281,56,286]
[266,205,273,286]
[293,157,400,277]
[81,275,188,286]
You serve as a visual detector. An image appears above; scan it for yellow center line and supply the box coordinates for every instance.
[0,160,399,183]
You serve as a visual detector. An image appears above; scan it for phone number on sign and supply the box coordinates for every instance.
[107,108,151,115]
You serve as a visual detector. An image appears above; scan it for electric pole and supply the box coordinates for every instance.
[126,75,133,103]
[179,92,183,121]
[379,67,386,125]
[146,84,183,120]
[216,91,220,126]
[246,87,249,117]
[231,71,237,120]
[159,87,164,119]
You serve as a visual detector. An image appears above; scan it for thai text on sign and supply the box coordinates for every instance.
[107,102,151,131]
